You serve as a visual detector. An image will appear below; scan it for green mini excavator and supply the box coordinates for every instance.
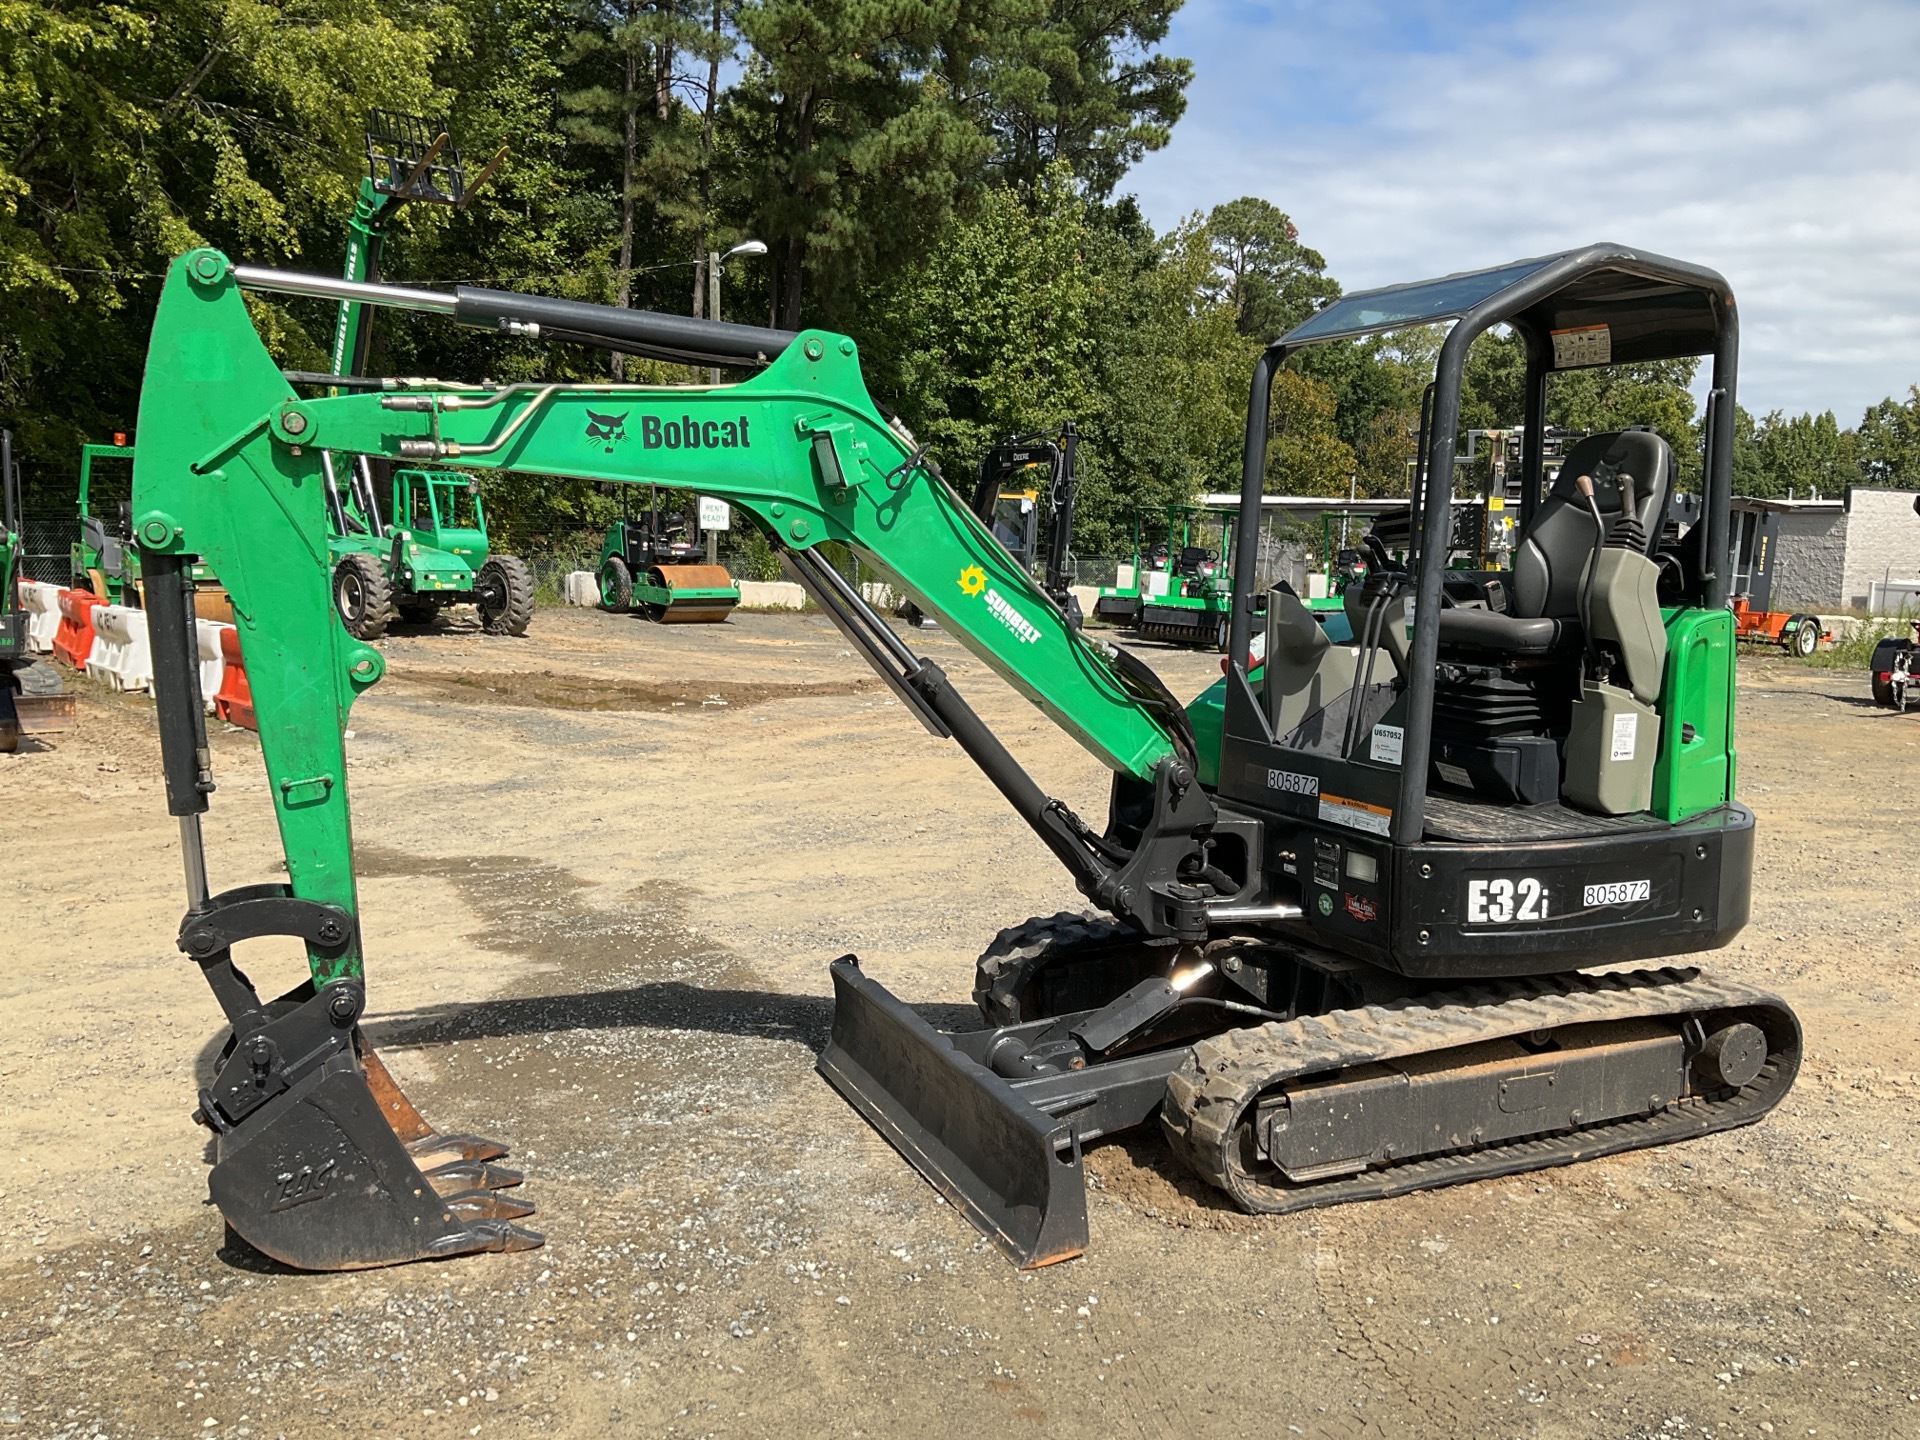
[128,243,1799,1270]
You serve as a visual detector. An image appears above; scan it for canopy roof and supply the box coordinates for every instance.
[1278,243,1731,368]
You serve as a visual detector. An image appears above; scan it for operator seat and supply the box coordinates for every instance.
[1436,428,1674,656]
[1177,545,1217,578]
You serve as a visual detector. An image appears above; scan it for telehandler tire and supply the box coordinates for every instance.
[477,554,534,636]
[599,555,633,612]
[334,553,393,640]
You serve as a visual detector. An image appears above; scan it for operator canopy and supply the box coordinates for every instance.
[1277,243,1731,366]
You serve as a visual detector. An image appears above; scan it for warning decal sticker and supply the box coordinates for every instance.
[1551,323,1611,369]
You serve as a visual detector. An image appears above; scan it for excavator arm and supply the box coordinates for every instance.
[129,249,1225,1269]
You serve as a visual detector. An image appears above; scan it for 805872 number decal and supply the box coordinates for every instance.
[1466,876,1549,924]
[1582,879,1651,907]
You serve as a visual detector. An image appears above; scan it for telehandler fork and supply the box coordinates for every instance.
[130,243,1799,1271]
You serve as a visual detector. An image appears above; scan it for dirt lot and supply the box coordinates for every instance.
[2,607,1916,1440]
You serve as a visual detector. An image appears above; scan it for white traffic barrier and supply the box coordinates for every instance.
[563,570,600,606]
[89,605,154,693]
[196,619,229,711]
[736,580,808,610]
[20,581,62,652]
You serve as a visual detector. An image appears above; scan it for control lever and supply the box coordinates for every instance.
[1575,473,1607,670]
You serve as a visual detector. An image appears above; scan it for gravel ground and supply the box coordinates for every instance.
[1,607,1915,1439]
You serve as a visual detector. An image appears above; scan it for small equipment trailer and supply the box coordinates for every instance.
[1727,507,1827,656]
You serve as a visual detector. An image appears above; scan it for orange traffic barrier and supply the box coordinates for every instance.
[52,589,107,671]
[214,625,257,731]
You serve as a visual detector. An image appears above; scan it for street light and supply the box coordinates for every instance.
[707,238,767,384]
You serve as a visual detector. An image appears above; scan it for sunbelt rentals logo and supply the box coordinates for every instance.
[958,566,1042,645]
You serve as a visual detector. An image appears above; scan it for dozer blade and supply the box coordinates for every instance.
[200,987,543,1270]
[818,957,1088,1269]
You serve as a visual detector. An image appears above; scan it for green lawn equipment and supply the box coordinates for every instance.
[318,113,527,640]
[73,439,228,617]
[129,242,1797,1272]
[597,487,739,622]
[1096,504,1237,648]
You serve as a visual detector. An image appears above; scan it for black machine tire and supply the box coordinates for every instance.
[641,565,672,623]
[1790,616,1820,657]
[973,910,1171,1026]
[1215,615,1230,652]
[333,553,392,640]
[476,554,534,636]
[1870,637,1903,707]
[599,554,633,612]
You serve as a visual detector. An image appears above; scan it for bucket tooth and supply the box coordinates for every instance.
[425,1160,525,1195]
[407,1134,511,1169]
[444,1189,539,1223]
[471,1221,547,1253]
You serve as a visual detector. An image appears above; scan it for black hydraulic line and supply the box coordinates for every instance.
[785,545,1119,899]
[1341,585,1391,760]
[452,287,797,369]
[782,546,949,737]
[140,550,214,818]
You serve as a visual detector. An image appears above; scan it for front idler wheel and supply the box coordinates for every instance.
[974,911,1170,1025]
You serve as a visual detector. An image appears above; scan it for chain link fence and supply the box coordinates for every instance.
[17,513,72,585]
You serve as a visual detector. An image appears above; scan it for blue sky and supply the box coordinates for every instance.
[1125,0,1920,421]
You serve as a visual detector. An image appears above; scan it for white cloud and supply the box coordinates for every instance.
[1127,0,1920,420]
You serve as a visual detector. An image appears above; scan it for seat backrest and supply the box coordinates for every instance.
[1511,429,1672,619]
[1177,545,1216,576]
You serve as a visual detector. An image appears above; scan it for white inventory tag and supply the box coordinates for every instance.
[1551,323,1611,368]
[1610,711,1638,762]
[1369,723,1404,765]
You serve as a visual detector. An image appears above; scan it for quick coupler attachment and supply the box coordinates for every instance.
[819,957,1089,1269]
[180,886,542,1269]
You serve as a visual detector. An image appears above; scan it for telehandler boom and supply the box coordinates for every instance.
[130,243,1799,1270]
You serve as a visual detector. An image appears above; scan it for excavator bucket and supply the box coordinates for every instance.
[637,563,739,623]
[198,982,542,1270]
[818,957,1088,1269]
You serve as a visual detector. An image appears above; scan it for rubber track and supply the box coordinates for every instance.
[1161,966,1801,1213]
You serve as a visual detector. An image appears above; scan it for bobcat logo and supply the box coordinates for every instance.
[585,410,630,452]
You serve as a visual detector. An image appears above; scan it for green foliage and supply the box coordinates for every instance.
[986,0,1191,201]
[1202,196,1338,341]
[1856,387,1920,487]
[1731,405,1856,499]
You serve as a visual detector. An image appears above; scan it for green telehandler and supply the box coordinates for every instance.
[128,242,1799,1271]
[318,112,531,639]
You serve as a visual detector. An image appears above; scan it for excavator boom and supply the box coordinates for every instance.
[130,249,1217,1269]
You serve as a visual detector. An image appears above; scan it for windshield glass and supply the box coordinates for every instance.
[1282,257,1555,346]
